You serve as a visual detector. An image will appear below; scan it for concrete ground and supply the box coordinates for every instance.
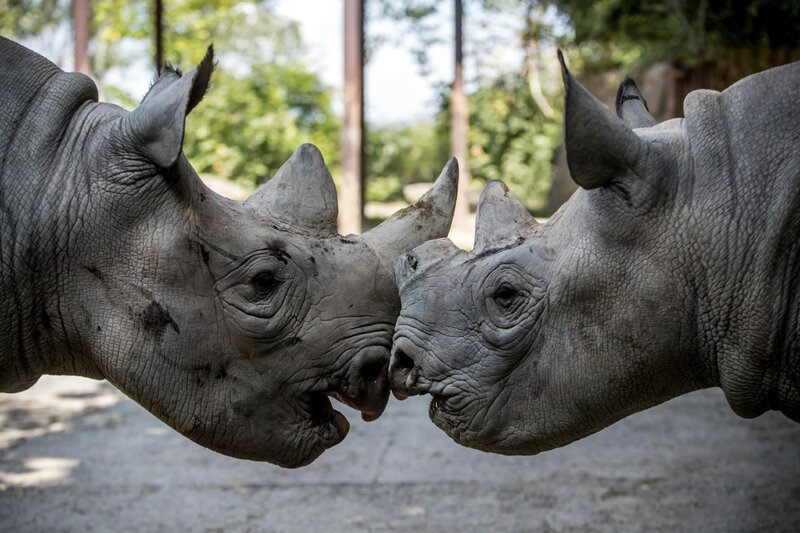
[1,376,798,532]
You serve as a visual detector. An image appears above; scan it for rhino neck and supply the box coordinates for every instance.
[0,40,104,391]
[683,62,800,421]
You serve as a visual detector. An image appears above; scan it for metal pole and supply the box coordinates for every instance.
[340,0,365,235]
[73,0,91,75]
[155,0,163,74]
[451,0,471,222]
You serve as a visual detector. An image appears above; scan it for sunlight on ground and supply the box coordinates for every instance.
[0,456,79,489]
[0,376,120,453]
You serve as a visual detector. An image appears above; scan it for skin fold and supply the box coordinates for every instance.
[389,52,800,455]
[0,37,458,467]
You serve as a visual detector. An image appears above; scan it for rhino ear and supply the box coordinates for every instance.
[558,50,664,191]
[245,143,339,235]
[615,76,657,129]
[125,45,214,168]
[474,181,538,253]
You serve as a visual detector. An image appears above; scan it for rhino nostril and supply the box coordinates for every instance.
[360,358,387,382]
[391,349,415,376]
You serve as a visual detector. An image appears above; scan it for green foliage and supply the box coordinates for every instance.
[0,0,66,36]
[91,0,301,68]
[91,1,337,189]
[184,62,339,190]
[366,123,449,202]
[549,0,800,69]
[437,74,561,214]
[3,1,339,190]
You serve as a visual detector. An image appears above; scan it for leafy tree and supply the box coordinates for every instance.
[2,0,339,191]
[549,0,800,70]
[369,0,563,213]
[91,0,338,189]
[436,72,561,214]
[0,0,66,37]
[185,62,338,190]
[366,122,449,202]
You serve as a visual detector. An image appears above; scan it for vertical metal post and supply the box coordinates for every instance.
[340,0,365,235]
[451,0,471,222]
[155,0,164,74]
[73,0,91,75]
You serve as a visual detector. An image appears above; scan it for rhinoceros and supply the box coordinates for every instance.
[388,52,800,454]
[0,37,458,467]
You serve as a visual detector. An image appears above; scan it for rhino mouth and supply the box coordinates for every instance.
[300,382,388,447]
[300,379,388,443]
[303,390,351,443]
[428,392,448,415]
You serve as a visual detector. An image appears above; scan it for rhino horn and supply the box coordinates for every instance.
[474,180,537,253]
[395,238,462,289]
[362,157,458,269]
[615,76,657,129]
[558,50,661,190]
[246,143,339,235]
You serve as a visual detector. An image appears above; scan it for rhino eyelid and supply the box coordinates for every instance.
[493,283,518,306]
[250,271,281,299]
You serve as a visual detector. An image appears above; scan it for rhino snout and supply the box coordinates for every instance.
[343,348,391,421]
[389,340,425,400]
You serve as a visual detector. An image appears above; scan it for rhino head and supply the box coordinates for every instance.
[0,41,457,467]
[389,52,800,454]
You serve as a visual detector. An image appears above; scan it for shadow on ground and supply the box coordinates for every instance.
[1,376,799,532]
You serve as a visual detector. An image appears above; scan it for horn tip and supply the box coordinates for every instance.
[430,157,459,194]
[483,180,508,197]
[442,156,459,183]
[295,142,323,158]
[557,49,569,82]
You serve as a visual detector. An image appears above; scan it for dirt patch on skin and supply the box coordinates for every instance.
[139,301,180,335]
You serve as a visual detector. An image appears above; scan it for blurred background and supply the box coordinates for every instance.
[4,0,800,237]
[2,1,800,531]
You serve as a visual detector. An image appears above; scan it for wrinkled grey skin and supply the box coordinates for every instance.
[0,37,457,467]
[390,52,800,455]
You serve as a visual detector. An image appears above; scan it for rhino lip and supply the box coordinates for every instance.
[332,391,384,421]
[392,390,410,401]
[428,393,447,416]
[303,390,350,441]
[305,386,385,424]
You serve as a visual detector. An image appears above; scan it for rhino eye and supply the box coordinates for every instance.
[250,271,281,299]
[493,283,518,308]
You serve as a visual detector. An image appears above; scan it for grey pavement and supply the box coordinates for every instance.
[1,376,798,532]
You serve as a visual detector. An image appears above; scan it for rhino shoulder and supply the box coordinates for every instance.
[0,37,98,160]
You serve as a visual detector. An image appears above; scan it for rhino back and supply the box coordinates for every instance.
[684,61,800,195]
[0,37,99,183]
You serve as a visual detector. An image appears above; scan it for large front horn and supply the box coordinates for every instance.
[246,143,338,235]
[362,157,458,269]
[474,180,538,253]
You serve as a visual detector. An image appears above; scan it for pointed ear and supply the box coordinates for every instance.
[615,76,657,128]
[124,45,215,168]
[558,50,665,191]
